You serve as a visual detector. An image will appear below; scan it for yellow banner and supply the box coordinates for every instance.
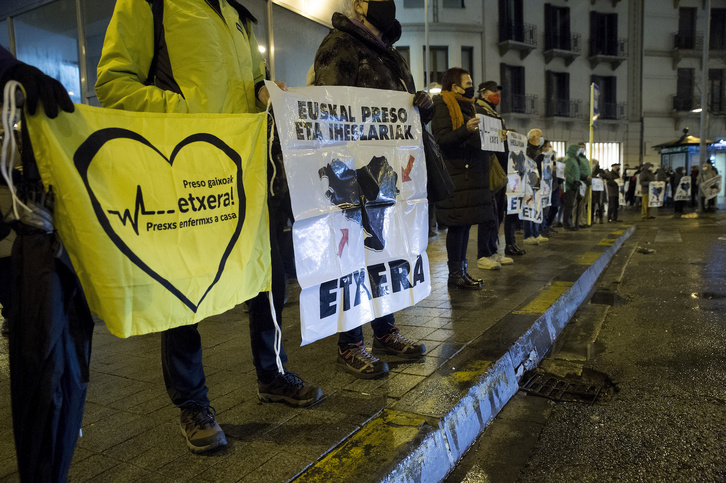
[26,104,270,338]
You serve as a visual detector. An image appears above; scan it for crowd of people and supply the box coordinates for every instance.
[0,0,722,462]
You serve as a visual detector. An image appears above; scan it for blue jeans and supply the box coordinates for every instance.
[524,221,540,239]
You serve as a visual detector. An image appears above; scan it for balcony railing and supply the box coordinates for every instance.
[544,33,582,53]
[499,23,537,46]
[589,38,627,58]
[546,98,582,118]
[672,95,701,112]
[673,32,704,50]
[599,102,627,120]
[501,94,538,115]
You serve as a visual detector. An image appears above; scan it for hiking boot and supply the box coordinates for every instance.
[476,256,501,270]
[338,344,389,378]
[373,328,426,359]
[258,371,323,407]
[179,403,227,454]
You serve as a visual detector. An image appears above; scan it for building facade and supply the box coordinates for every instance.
[1,0,725,187]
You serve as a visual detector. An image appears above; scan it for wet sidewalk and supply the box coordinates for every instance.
[0,213,640,482]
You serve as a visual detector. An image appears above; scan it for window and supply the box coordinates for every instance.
[545,70,569,117]
[677,7,697,49]
[675,68,695,111]
[711,9,726,50]
[591,75,617,119]
[544,4,571,51]
[443,0,465,7]
[590,11,618,56]
[397,46,410,69]
[500,63,525,113]
[499,0,524,42]
[0,20,9,50]
[81,0,117,105]
[709,69,724,113]
[14,0,81,103]
[424,46,448,85]
[273,4,328,89]
[461,47,473,75]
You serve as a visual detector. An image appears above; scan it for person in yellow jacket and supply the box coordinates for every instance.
[96,0,322,455]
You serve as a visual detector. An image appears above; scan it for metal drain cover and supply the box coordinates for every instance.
[520,372,603,404]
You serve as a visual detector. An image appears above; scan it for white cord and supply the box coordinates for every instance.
[267,291,285,375]
[1,80,32,220]
[265,98,277,198]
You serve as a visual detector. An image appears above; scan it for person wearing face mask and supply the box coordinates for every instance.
[563,144,582,231]
[474,81,516,269]
[536,140,559,236]
[576,143,592,228]
[314,0,432,379]
[432,68,496,289]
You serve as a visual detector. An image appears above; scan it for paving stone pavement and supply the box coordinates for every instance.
[0,207,662,482]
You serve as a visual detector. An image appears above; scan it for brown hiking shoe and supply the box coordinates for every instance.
[257,371,323,407]
[337,344,389,379]
[179,403,226,454]
[372,328,426,359]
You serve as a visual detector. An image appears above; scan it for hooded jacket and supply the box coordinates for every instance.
[431,94,493,227]
[314,13,432,123]
[639,163,655,188]
[96,0,266,114]
[563,144,581,192]
[578,150,592,186]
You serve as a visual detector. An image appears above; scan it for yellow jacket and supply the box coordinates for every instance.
[96,0,266,114]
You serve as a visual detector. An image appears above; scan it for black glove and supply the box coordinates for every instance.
[413,90,434,124]
[1,63,74,118]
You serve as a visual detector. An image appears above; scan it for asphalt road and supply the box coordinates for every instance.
[446,211,726,482]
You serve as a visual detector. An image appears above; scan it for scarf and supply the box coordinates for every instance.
[441,90,474,130]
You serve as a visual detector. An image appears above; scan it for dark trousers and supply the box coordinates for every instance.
[504,214,517,246]
[446,224,471,264]
[674,200,685,213]
[0,256,11,319]
[608,198,620,220]
[338,313,395,348]
[161,213,289,406]
[544,186,561,228]
[564,189,577,228]
[477,219,498,259]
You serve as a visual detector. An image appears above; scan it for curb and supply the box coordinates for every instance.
[297,225,636,483]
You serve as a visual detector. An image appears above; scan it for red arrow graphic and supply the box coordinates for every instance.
[337,228,349,257]
[402,155,415,182]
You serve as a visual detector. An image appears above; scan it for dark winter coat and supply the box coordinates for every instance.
[639,163,655,188]
[604,169,621,198]
[431,95,494,226]
[314,13,432,123]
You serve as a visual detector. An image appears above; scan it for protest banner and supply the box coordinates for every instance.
[26,104,270,337]
[506,131,527,212]
[701,175,722,200]
[675,177,691,201]
[477,115,505,152]
[649,181,666,207]
[591,178,604,191]
[617,178,625,205]
[266,83,431,345]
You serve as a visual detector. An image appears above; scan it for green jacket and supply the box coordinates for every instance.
[578,152,592,186]
[564,144,581,192]
[96,0,266,114]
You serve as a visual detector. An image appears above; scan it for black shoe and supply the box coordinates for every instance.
[372,328,426,358]
[179,403,227,454]
[512,244,526,255]
[565,225,578,231]
[258,371,323,407]
[552,222,564,228]
[505,244,525,256]
[448,272,482,290]
[338,344,389,378]
[462,260,484,286]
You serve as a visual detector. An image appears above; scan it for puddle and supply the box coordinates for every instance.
[589,290,627,306]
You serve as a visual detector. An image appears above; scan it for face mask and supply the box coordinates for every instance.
[363,0,396,34]
[488,93,501,105]
[539,138,544,147]
[460,86,475,99]
[577,148,585,156]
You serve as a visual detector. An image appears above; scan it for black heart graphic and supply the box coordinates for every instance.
[73,128,246,312]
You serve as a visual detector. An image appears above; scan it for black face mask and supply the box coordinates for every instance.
[459,86,475,99]
[364,0,397,34]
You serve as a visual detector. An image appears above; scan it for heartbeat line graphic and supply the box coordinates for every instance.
[107,185,175,235]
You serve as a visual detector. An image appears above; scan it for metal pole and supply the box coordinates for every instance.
[424,0,429,90]
[75,0,88,104]
[266,0,275,80]
[699,0,711,166]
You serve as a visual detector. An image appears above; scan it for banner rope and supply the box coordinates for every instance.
[265,98,284,375]
[1,80,31,220]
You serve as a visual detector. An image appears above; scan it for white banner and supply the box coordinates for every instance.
[478,115,505,152]
[701,175,723,201]
[675,177,691,201]
[507,194,522,215]
[649,181,666,207]
[591,178,604,191]
[267,83,431,345]
[635,182,643,197]
[617,178,625,205]
[556,161,565,180]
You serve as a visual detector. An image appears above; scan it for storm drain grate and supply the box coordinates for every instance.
[520,373,602,404]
